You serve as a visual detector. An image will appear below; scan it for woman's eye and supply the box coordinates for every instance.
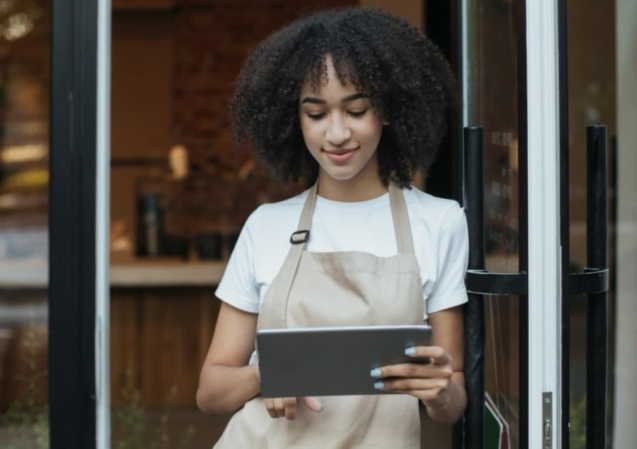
[348,109,368,117]
[306,112,326,120]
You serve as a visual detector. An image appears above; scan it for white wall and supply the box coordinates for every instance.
[613,0,637,446]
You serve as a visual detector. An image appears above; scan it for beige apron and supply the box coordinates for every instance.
[214,183,452,448]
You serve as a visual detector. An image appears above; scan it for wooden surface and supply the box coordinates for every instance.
[110,287,221,407]
[0,286,221,410]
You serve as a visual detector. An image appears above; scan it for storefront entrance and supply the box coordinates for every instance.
[1,0,628,448]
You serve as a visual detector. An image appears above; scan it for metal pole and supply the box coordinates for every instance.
[586,124,608,449]
[464,127,486,271]
[462,126,485,449]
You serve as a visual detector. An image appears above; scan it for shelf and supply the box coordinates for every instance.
[0,259,226,289]
[112,0,175,10]
[110,259,226,287]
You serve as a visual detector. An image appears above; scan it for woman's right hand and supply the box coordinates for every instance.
[263,396,323,420]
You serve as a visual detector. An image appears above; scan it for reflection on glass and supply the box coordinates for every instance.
[566,2,617,448]
[466,0,520,274]
[485,295,520,448]
[465,0,521,447]
[569,294,587,449]
[0,0,50,447]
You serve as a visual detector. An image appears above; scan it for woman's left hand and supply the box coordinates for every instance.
[370,345,454,411]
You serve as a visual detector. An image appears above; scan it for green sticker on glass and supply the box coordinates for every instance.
[484,393,510,449]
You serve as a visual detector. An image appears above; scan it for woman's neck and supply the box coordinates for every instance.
[316,169,388,202]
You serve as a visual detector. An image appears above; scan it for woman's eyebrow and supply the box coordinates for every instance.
[301,92,368,105]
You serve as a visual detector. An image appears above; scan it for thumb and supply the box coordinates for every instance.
[300,396,323,413]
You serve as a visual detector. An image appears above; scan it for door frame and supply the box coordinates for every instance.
[96,0,113,447]
[525,0,562,447]
[49,0,109,448]
[457,0,563,447]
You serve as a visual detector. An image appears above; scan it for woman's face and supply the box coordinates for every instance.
[299,58,384,184]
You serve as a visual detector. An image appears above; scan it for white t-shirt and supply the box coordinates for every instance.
[216,186,469,322]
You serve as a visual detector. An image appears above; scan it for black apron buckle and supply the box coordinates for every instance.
[290,230,310,244]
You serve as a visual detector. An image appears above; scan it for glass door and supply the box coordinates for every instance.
[459,1,611,449]
[0,1,51,447]
[462,1,526,447]
[459,0,529,449]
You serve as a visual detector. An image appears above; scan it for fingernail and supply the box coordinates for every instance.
[370,368,382,378]
[374,381,384,390]
[405,347,416,356]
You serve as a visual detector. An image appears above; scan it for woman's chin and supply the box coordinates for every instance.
[319,166,360,182]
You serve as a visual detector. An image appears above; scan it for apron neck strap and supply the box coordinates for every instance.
[388,183,415,254]
[292,182,414,254]
[262,184,317,329]
[295,183,318,241]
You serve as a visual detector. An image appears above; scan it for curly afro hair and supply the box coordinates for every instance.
[230,6,456,188]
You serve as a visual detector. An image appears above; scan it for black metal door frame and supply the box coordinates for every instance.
[49,0,100,448]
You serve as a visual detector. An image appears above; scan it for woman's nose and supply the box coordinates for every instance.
[326,116,352,146]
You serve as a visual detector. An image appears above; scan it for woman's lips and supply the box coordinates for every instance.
[323,148,358,163]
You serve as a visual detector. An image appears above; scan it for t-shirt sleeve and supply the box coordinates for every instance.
[214,208,260,314]
[426,203,469,316]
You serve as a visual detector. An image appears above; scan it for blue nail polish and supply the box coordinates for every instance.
[374,381,384,390]
[405,347,417,356]
[370,368,382,378]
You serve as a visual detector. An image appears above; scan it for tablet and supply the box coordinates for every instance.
[256,324,432,398]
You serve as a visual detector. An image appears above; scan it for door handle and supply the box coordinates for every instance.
[461,126,486,449]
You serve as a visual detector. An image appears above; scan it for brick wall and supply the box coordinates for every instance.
[173,0,355,177]
[164,0,356,237]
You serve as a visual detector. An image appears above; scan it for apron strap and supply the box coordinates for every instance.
[388,183,415,255]
[263,184,318,329]
[296,183,318,234]
[265,182,414,329]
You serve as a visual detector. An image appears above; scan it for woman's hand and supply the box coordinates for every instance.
[370,345,454,411]
[197,304,261,415]
[263,396,323,420]
[256,364,323,420]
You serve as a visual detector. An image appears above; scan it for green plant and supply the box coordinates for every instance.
[112,368,195,449]
[1,324,195,449]
[569,393,615,449]
[0,322,49,449]
[570,394,586,449]
[113,368,146,449]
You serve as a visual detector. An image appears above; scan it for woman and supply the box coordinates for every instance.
[197,6,468,448]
